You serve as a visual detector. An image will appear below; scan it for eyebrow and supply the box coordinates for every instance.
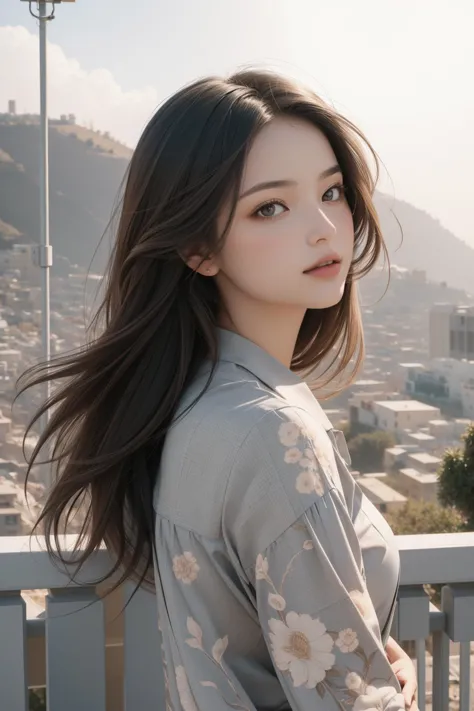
[239,164,342,200]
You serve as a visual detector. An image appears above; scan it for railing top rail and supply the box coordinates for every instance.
[2,532,474,591]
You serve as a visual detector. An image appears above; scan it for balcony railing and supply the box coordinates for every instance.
[1,532,474,711]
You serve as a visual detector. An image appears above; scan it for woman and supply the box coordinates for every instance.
[21,69,418,710]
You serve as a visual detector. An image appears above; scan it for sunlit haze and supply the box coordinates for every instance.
[1,0,473,247]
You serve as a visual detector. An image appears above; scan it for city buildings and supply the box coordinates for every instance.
[429,303,474,360]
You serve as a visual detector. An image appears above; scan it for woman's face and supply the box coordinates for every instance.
[197,117,355,332]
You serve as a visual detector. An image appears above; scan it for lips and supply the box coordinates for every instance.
[303,255,341,273]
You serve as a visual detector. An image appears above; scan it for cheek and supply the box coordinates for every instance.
[339,206,355,245]
[220,224,285,280]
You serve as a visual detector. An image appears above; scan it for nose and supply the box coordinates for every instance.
[305,207,337,246]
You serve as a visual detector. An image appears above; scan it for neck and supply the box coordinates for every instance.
[218,305,305,368]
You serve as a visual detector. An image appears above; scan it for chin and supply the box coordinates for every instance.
[306,284,346,310]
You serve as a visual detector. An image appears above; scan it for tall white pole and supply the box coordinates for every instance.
[38,1,53,488]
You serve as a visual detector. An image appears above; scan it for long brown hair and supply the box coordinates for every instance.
[17,69,386,590]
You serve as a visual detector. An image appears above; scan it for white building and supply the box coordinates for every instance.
[405,452,442,474]
[0,483,22,535]
[429,304,474,360]
[431,358,474,400]
[397,469,439,503]
[373,400,441,433]
[0,410,12,441]
[461,381,474,420]
[0,244,39,286]
[356,476,407,514]
[401,432,438,451]
[0,349,21,373]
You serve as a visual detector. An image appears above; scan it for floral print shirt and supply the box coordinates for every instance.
[153,329,403,710]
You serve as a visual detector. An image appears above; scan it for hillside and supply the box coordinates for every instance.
[0,120,130,270]
[374,193,474,291]
[1,119,473,290]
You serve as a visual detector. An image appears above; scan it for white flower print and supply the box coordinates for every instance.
[278,421,301,447]
[353,685,400,710]
[311,436,334,473]
[295,470,316,494]
[185,617,203,650]
[268,593,286,611]
[212,636,228,663]
[269,612,335,689]
[346,671,363,691]
[172,552,199,584]
[295,469,324,497]
[350,589,373,619]
[185,628,251,710]
[299,457,317,471]
[313,473,325,497]
[336,628,359,653]
[255,554,269,580]
[175,666,198,711]
[254,525,399,709]
[284,447,303,464]
[303,448,316,464]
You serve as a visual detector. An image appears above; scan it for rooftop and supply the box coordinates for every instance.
[399,468,439,484]
[407,432,436,442]
[375,399,440,413]
[407,452,442,465]
[357,476,408,504]
[0,482,17,495]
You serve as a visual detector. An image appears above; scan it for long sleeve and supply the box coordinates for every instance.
[224,405,405,711]
[249,514,404,710]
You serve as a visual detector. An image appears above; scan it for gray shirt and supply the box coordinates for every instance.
[153,329,404,710]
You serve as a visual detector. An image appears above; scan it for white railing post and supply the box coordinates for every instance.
[2,533,474,709]
[392,585,430,711]
[0,592,28,711]
[123,583,164,710]
[442,584,474,711]
[46,587,106,711]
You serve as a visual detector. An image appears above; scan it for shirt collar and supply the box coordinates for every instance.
[217,328,333,431]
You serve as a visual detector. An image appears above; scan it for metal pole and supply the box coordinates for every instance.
[38,1,53,488]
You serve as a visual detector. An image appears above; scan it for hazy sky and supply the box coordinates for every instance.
[1,0,473,247]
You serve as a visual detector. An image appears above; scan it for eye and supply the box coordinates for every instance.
[253,201,288,219]
[323,183,346,202]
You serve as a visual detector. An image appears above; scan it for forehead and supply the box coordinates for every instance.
[241,117,337,188]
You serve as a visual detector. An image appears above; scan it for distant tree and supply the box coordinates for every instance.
[341,421,351,441]
[348,430,395,473]
[342,421,373,443]
[29,689,46,711]
[386,499,466,535]
[438,424,474,528]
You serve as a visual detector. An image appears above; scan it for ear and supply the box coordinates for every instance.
[186,254,219,277]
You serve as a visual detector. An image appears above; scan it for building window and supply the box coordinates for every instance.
[5,514,18,526]
[450,330,456,351]
[468,331,474,357]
